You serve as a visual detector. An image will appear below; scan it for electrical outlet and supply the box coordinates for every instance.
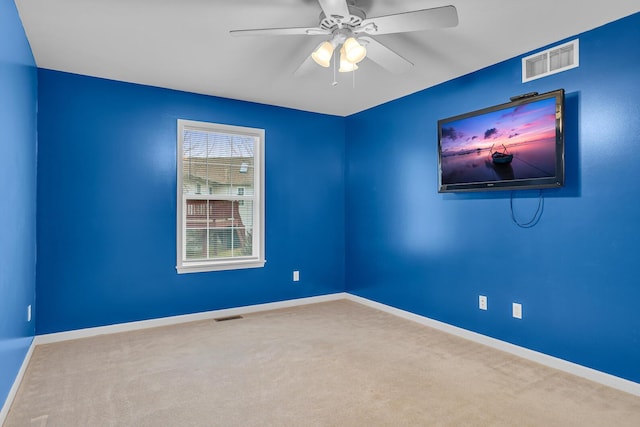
[27,305,32,322]
[479,295,488,310]
[512,303,522,319]
[293,270,300,282]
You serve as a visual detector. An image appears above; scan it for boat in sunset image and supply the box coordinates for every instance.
[490,144,513,164]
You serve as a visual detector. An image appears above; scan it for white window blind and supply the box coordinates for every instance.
[177,120,265,273]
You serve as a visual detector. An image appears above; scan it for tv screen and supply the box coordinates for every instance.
[438,89,565,193]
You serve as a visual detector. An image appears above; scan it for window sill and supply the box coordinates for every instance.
[176,258,266,274]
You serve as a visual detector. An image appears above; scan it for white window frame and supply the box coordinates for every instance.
[176,119,265,274]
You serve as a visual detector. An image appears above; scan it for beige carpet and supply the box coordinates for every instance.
[5,300,640,426]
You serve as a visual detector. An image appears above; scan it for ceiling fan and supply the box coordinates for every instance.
[230,0,458,76]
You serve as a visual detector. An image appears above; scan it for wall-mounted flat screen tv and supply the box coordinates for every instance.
[438,89,565,193]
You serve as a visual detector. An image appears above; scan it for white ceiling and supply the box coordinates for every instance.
[14,0,640,116]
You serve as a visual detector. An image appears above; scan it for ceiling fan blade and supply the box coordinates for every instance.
[359,5,458,36]
[359,37,413,74]
[230,27,330,37]
[317,0,350,21]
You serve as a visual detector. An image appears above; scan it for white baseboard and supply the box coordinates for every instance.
[345,294,640,397]
[34,293,348,345]
[0,339,35,427]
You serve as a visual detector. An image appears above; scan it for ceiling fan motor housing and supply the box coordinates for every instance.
[319,5,366,31]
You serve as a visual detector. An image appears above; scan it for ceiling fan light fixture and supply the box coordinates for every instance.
[311,41,334,67]
[338,47,359,73]
[343,37,366,64]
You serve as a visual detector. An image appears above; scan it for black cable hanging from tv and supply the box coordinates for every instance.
[510,190,544,228]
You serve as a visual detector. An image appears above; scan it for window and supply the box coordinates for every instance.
[177,119,265,273]
[237,187,245,206]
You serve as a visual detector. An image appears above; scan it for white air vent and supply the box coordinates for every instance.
[522,39,579,82]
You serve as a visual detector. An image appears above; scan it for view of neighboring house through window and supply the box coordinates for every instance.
[177,119,265,273]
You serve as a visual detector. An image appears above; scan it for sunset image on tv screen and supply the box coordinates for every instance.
[439,97,557,186]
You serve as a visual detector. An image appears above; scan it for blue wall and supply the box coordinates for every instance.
[346,13,640,383]
[36,70,346,334]
[0,0,37,410]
